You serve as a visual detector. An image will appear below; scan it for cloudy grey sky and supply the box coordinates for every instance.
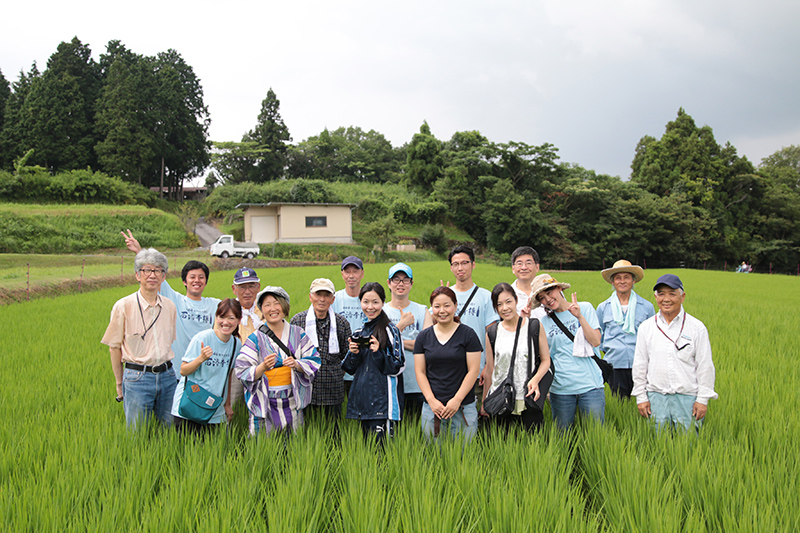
[3,0,799,179]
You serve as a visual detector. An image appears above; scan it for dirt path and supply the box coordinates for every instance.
[195,217,223,247]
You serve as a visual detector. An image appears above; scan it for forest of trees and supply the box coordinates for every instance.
[2,39,799,272]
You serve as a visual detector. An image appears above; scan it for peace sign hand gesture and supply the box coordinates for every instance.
[567,292,583,319]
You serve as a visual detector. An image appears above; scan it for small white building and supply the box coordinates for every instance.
[236,202,356,244]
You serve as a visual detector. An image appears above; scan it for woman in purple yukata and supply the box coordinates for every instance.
[236,286,321,436]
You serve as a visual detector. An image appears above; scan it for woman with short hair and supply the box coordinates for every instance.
[235,286,321,436]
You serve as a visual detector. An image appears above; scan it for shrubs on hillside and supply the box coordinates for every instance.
[0,168,157,206]
[0,205,192,254]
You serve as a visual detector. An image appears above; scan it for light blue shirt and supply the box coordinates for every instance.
[331,288,366,381]
[160,280,220,379]
[540,302,603,395]
[596,291,655,369]
[385,300,428,394]
[172,329,239,424]
[453,284,499,372]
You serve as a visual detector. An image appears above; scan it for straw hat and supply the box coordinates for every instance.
[601,260,644,284]
[529,273,571,308]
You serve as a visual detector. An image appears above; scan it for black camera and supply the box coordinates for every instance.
[351,329,372,349]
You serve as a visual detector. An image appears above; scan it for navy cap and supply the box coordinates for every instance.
[233,267,260,285]
[388,262,413,280]
[341,256,363,270]
[653,274,683,291]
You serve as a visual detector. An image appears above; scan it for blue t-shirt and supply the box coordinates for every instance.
[453,284,499,372]
[385,300,428,394]
[160,280,220,379]
[540,302,603,395]
[331,289,367,382]
[171,329,240,424]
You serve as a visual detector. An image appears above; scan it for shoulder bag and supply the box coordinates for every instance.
[547,311,613,384]
[483,317,522,417]
[524,318,554,411]
[179,338,238,424]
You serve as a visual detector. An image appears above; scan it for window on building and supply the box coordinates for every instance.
[306,216,327,227]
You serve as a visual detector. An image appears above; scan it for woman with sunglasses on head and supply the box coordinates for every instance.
[483,283,551,433]
[530,274,605,430]
[414,286,482,442]
[342,282,405,443]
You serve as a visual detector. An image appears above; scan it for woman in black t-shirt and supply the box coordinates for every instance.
[413,286,482,441]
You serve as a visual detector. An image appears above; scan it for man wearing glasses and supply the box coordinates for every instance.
[632,274,717,432]
[122,230,220,381]
[102,248,178,428]
[509,246,544,318]
[385,263,432,418]
[445,245,499,413]
[226,267,263,415]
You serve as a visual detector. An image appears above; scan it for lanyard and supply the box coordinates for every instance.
[136,293,162,341]
[655,312,688,351]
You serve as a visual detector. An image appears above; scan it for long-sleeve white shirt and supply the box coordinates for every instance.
[632,307,718,405]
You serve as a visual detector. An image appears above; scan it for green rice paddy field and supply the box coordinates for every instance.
[1,262,798,531]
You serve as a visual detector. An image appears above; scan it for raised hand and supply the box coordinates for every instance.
[121,229,142,253]
[567,292,582,318]
[199,342,213,362]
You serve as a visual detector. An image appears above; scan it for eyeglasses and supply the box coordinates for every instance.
[450,261,472,268]
[139,268,165,276]
[236,284,259,292]
[513,260,536,268]
[390,277,412,285]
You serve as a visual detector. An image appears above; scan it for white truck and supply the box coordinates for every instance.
[209,235,260,259]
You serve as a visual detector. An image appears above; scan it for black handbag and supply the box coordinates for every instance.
[548,311,613,384]
[523,318,554,412]
[483,318,522,417]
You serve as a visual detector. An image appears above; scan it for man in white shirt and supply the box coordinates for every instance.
[509,245,546,319]
[632,274,717,432]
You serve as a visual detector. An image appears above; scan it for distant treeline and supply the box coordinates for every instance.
[1,38,799,271]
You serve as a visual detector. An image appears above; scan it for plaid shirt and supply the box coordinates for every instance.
[290,310,351,406]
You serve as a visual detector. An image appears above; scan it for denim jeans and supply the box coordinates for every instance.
[421,401,478,442]
[122,367,176,429]
[648,392,701,433]
[550,387,605,429]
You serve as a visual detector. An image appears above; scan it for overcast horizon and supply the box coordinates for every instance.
[3,1,799,182]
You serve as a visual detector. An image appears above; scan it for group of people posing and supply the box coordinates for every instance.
[102,234,717,442]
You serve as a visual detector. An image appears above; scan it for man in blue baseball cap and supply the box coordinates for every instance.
[384,263,432,418]
[227,267,263,414]
[331,256,366,393]
[631,274,718,432]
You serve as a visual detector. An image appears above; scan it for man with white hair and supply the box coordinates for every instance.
[632,274,717,432]
[596,260,655,398]
[101,248,178,428]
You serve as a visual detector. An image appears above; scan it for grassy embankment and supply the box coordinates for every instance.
[1,264,798,530]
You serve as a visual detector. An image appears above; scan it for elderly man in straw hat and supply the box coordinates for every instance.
[596,260,655,398]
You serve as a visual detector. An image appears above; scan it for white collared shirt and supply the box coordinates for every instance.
[632,307,718,405]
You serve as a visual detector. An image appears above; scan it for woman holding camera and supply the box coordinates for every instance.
[413,286,482,442]
[342,282,405,443]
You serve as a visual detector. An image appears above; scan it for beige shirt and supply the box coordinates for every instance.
[237,302,263,344]
[101,290,177,366]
